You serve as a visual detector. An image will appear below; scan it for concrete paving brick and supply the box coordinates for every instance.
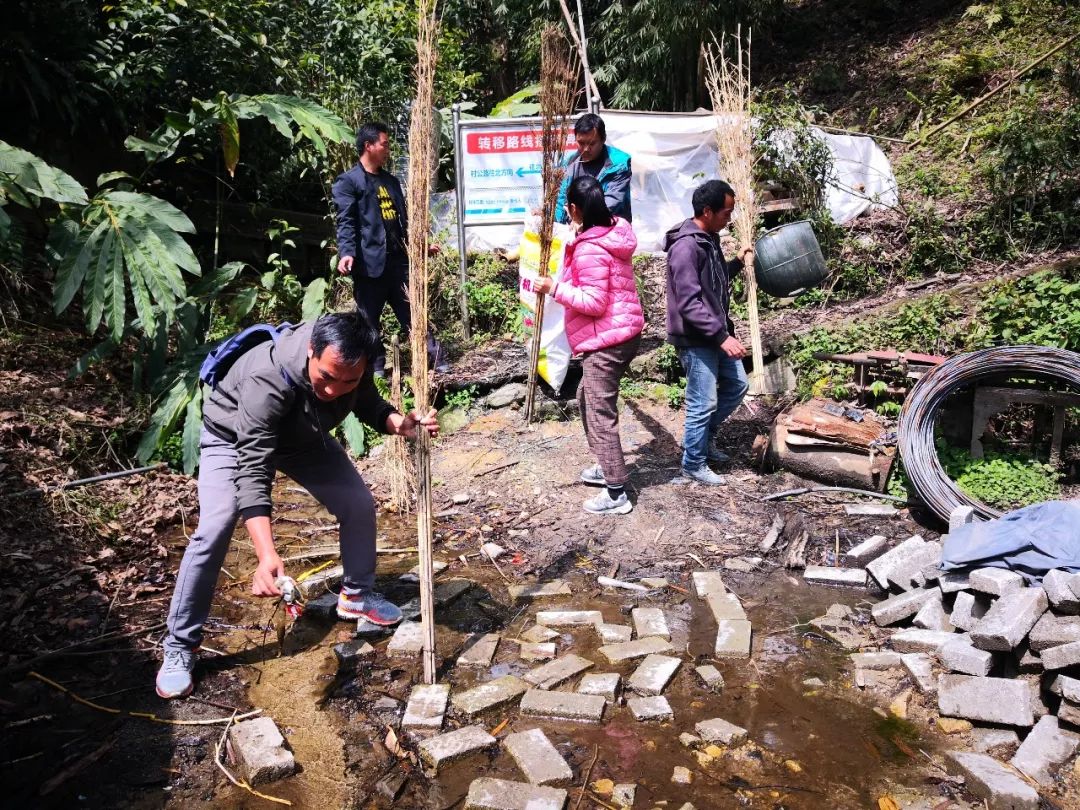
[844,503,898,516]
[457,634,501,667]
[696,717,748,745]
[889,629,956,654]
[704,592,747,622]
[463,777,567,810]
[938,572,971,594]
[949,591,990,632]
[913,595,954,632]
[695,664,724,691]
[577,673,620,701]
[611,784,636,808]
[851,651,903,670]
[504,729,573,786]
[401,560,448,582]
[803,566,867,588]
[900,653,937,693]
[866,536,927,590]
[520,642,556,662]
[970,587,1048,651]
[507,581,572,601]
[937,674,1034,726]
[521,625,560,643]
[627,695,673,721]
[692,571,727,598]
[938,636,993,676]
[387,621,426,656]
[971,728,1020,757]
[419,730,498,773]
[227,717,296,786]
[595,623,633,644]
[809,611,872,651]
[1041,640,1080,670]
[297,565,343,599]
[715,619,752,658]
[597,636,674,663]
[333,639,374,671]
[524,654,594,690]
[627,654,681,696]
[632,607,671,639]
[402,683,450,729]
[1053,674,1080,702]
[1016,643,1042,673]
[1057,698,1080,725]
[535,610,603,627]
[435,578,474,606]
[949,505,975,531]
[304,591,342,621]
[1010,715,1080,785]
[520,689,606,723]
[872,588,937,627]
[842,535,889,567]
[944,751,1039,810]
[1043,569,1080,613]
[969,567,1024,597]
[452,676,529,717]
[892,541,942,590]
[1028,613,1080,651]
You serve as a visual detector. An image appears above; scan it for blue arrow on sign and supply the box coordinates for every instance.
[516,165,541,178]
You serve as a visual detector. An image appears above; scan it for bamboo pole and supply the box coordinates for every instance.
[386,335,415,513]
[407,0,440,685]
[524,26,579,423]
[705,27,764,394]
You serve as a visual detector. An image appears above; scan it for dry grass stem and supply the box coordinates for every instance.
[704,26,765,392]
[524,24,579,422]
[406,0,439,684]
[385,335,415,512]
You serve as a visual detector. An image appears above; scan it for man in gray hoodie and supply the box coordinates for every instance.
[663,180,751,486]
[156,311,438,699]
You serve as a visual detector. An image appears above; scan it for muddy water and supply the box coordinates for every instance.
[188,487,932,809]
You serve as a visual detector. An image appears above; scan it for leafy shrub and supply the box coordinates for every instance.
[937,439,1061,509]
[968,268,1080,351]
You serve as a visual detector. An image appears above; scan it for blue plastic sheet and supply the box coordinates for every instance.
[940,500,1080,581]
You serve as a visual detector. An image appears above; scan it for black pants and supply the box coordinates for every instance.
[352,256,442,367]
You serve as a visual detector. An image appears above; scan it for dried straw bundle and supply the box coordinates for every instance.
[384,335,415,513]
[524,24,579,422]
[704,27,764,394]
[406,0,439,684]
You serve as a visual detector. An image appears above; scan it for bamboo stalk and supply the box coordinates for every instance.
[524,25,579,423]
[407,0,440,685]
[705,27,765,394]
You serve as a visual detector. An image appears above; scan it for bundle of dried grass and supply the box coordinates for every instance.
[406,0,439,684]
[524,24,579,423]
[704,27,764,394]
[384,336,415,513]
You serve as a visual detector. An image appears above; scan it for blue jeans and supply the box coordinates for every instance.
[678,346,749,470]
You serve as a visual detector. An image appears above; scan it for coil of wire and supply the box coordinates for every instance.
[899,345,1080,522]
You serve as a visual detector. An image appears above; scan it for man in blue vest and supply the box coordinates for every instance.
[333,122,447,377]
[555,113,632,224]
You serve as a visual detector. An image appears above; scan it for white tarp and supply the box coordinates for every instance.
[437,108,898,253]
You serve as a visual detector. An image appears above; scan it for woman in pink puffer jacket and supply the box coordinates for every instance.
[534,176,644,515]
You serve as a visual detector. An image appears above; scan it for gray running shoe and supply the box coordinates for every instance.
[583,491,633,515]
[155,647,196,699]
[682,465,726,486]
[579,465,607,486]
[337,590,403,625]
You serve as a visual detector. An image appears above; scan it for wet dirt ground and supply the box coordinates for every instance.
[1,396,1042,808]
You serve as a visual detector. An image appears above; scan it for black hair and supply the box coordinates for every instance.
[692,179,736,218]
[567,175,615,232]
[356,122,389,156]
[310,310,381,365]
[574,113,606,142]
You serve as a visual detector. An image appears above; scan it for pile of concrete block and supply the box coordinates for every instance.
[856,506,1080,795]
[692,572,752,658]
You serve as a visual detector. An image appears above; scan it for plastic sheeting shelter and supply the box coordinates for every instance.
[437,108,898,254]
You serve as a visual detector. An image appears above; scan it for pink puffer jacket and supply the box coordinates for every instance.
[550,217,644,353]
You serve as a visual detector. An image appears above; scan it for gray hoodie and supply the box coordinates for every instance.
[202,321,396,520]
[662,218,735,348]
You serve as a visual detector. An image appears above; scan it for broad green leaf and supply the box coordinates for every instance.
[182,386,203,474]
[0,206,8,240]
[189,261,246,297]
[218,100,241,177]
[0,141,88,206]
[96,171,136,188]
[339,412,366,458]
[301,277,328,321]
[230,286,259,320]
[137,376,197,463]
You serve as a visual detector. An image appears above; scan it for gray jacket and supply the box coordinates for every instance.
[202,321,396,519]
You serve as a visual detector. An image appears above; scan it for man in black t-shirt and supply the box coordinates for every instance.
[332,122,447,375]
